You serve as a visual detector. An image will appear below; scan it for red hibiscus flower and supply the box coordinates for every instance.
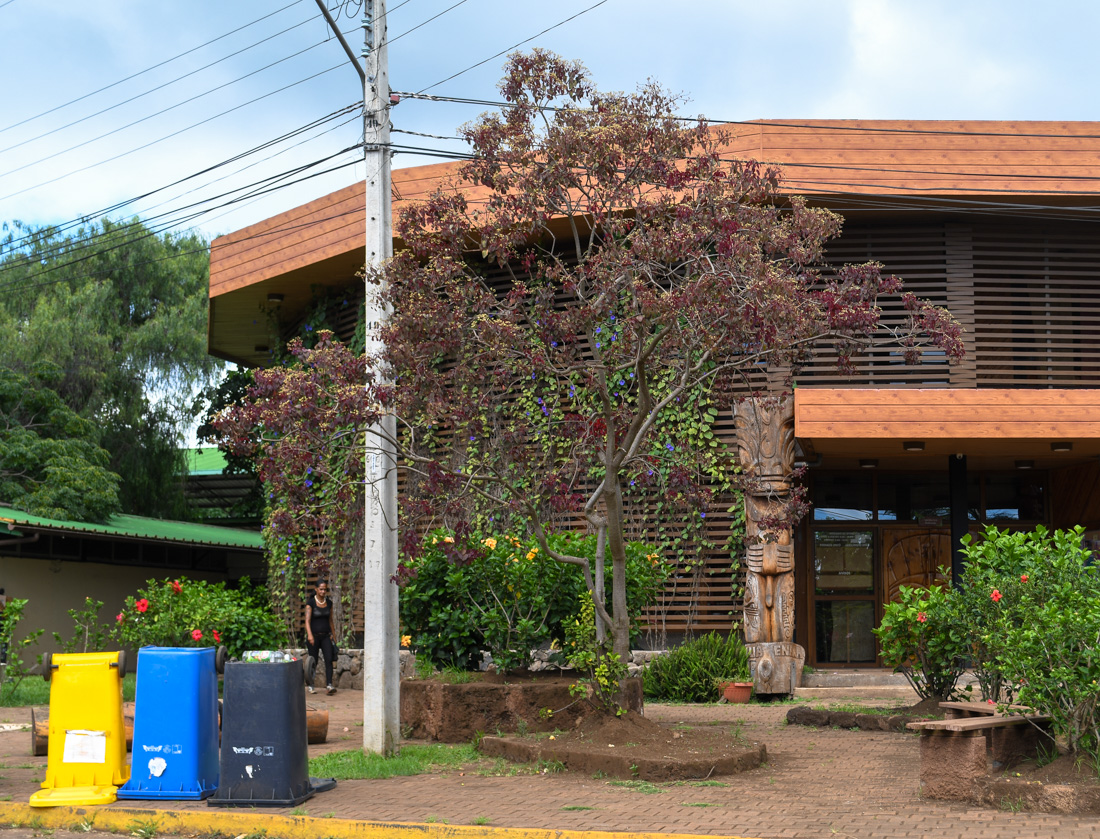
[171,580,182,594]
[191,629,203,641]
[116,612,125,624]
[917,611,927,623]
[1020,574,1028,583]
[991,589,1003,602]
[212,630,221,643]
[135,598,149,613]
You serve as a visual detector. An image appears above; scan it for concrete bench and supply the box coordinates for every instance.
[906,704,1053,800]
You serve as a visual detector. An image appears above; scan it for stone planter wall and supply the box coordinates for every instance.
[284,648,668,690]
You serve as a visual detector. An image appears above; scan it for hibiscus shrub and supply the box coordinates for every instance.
[874,582,967,701]
[113,576,283,660]
[961,526,1100,769]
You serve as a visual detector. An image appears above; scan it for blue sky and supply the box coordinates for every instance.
[2,0,1098,241]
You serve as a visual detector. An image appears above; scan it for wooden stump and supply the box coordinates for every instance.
[306,706,329,744]
[31,705,134,756]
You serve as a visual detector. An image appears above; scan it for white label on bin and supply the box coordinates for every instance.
[63,730,106,764]
[148,757,167,777]
[232,745,275,756]
[142,744,182,754]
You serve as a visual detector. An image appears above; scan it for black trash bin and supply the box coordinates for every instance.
[208,659,335,807]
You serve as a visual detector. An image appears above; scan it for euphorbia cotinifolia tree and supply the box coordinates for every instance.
[216,50,963,662]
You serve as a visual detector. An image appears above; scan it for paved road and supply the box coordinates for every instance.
[3,689,1098,838]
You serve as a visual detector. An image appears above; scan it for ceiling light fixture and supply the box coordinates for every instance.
[903,441,925,452]
[1051,441,1073,452]
[859,459,878,469]
[266,293,284,304]
[1015,460,1034,470]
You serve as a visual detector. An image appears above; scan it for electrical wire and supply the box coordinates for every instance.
[0,13,322,158]
[0,63,346,204]
[0,152,366,292]
[0,40,340,181]
[0,0,307,137]
[382,0,470,49]
[0,137,363,272]
[416,0,610,93]
[0,103,362,257]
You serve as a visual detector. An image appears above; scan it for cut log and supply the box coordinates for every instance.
[306,706,329,744]
[31,705,134,756]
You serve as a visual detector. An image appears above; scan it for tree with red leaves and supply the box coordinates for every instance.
[217,50,962,662]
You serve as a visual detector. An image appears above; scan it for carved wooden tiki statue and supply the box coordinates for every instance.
[734,396,806,695]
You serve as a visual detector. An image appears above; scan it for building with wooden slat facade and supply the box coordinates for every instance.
[208,120,1100,666]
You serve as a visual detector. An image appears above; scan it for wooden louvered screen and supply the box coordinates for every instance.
[795,219,1100,390]
[283,217,1100,643]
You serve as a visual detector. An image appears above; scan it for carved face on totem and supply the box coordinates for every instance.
[733,397,795,493]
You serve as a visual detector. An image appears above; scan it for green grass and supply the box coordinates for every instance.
[308,743,480,780]
[608,779,662,794]
[0,673,136,707]
[811,702,908,716]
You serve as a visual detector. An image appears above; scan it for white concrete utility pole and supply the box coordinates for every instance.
[359,0,400,756]
[310,0,398,755]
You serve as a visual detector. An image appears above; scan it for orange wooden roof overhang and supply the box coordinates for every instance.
[794,389,1100,472]
[208,119,1100,471]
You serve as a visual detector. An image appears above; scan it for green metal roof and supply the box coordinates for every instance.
[0,505,262,550]
[186,447,229,475]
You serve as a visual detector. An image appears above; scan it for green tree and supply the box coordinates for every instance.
[217,51,963,663]
[0,217,220,519]
[0,363,120,522]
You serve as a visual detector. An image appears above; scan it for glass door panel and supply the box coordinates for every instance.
[812,529,877,664]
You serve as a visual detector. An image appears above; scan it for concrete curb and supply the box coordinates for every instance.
[0,802,763,839]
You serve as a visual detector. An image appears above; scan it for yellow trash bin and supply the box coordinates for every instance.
[30,650,130,807]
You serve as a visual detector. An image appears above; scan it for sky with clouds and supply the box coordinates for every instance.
[1,0,1098,241]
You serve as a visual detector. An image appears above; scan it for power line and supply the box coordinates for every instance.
[0,0,307,137]
[0,141,363,275]
[0,153,367,293]
[382,0,470,49]
[0,39,339,182]
[0,63,346,204]
[0,12,322,158]
[417,0,610,93]
[0,103,361,258]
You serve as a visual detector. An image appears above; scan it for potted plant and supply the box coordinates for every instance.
[713,677,753,703]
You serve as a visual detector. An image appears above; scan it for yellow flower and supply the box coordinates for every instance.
[443,536,454,543]
[401,635,412,648]
[483,537,497,549]
[431,536,438,544]
[526,548,538,560]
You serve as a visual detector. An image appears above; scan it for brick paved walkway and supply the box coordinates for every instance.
[3,688,1097,838]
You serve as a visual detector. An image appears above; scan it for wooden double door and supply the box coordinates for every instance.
[809,526,950,666]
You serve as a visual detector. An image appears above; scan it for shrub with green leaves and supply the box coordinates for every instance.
[873,583,966,701]
[113,576,283,660]
[0,598,44,701]
[642,631,750,702]
[961,525,1100,769]
[565,592,629,715]
[399,529,670,671]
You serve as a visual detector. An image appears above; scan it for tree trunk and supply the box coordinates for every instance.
[594,525,607,644]
[604,478,631,661]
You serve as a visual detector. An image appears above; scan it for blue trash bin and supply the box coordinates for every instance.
[117,647,220,800]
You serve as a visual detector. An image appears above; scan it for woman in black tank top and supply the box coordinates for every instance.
[305,580,337,694]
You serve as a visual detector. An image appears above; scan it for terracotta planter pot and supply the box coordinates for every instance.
[719,681,753,703]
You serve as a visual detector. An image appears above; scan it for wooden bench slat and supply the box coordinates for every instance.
[907,714,1050,733]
